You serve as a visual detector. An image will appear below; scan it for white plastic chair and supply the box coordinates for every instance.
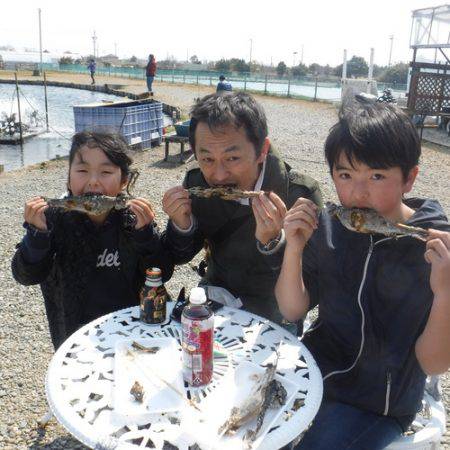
[385,376,446,450]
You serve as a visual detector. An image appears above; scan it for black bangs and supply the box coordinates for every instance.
[325,99,421,179]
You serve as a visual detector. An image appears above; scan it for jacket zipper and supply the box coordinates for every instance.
[323,236,395,381]
[323,237,374,380]
[383,371,392,415]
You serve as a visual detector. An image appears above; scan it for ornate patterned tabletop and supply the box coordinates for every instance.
[46,305,323,450]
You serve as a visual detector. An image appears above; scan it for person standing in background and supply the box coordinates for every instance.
[146,54,157,95]
[87,59,96,85]
[216,74,232,92]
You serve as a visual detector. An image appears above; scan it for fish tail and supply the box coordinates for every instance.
[395,223,429,237]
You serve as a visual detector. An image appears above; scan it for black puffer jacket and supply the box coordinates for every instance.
[12,209,174,349]
[302,198,450,430]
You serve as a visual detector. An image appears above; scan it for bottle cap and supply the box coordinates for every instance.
[146,267,161,278]
[189,287,207,305]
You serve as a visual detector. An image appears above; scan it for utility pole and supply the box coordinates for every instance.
[92,31,97,58]
[368,47,375,94]
[293,51,298,67]
[249,38,253,64]
[388,35,394,67]
[38,8,43,74]
[114,42,118,57]
[342,49,347,79]
[300,44,304,64]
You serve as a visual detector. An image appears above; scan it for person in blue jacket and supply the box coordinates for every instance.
[275,96,450,450]
[216,75,232,92]
[87,59,96,85]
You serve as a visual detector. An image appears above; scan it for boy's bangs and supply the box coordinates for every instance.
[341,142,398,172]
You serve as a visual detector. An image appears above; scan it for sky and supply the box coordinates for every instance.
[0,0,448,67]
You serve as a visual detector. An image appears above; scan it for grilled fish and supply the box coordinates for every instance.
[45,194,129,216]
[188,186,269,201]
[218,352,286,448]
[326,202,429,240]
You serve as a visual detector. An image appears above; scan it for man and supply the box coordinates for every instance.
[146,54,157,95]
[216,75,232,92]
[162,92,322,325]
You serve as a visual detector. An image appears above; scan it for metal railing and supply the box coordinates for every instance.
[7,64,408,102]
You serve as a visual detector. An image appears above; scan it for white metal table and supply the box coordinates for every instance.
[46,304,323,450]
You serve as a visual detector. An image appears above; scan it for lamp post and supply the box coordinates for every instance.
[249,38,253,64]
[293,51,298,67]
[38,8,43,74]
[92,31,97,58]
[388,35,394,67]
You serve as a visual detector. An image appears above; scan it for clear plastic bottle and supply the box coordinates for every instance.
[181,287,214,386]
[139,267,168,324]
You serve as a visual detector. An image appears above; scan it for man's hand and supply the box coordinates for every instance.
[252,192,287,245]
[283,197,318,253]
[162,186,192,230]
[127,197,155,230]
[425,229,450,296]
[24,197,48,231]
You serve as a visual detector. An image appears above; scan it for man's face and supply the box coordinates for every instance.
[194,122,269,191]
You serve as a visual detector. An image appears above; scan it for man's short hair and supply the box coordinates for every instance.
[189,92,268,156]
[219,75,225,81]
[324,97,421,180]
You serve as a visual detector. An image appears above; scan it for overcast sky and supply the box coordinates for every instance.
[0,0,447,66]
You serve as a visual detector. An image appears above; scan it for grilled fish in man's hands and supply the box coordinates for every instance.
[188,186,270,201]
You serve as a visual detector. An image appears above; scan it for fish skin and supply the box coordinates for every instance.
[44,194,129,216]
[243,379,287,449]
[218,352,287,448]
[188,186,270,201]
[325,202,429,240]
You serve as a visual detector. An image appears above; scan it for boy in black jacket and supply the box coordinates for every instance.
[276,98,450,449]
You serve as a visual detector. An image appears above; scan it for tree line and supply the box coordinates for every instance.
[58,54,410,85]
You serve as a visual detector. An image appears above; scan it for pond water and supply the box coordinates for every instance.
[0,84,168,172]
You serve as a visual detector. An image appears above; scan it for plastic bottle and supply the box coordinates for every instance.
[139,267,168,324]
[181,287,214,386]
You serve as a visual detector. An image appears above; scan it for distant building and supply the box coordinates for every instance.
[0,49,81,69]
[98,54,120,65]
[178,63,209,71]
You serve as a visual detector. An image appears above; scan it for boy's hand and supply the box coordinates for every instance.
[425,229,450,295]
[162,186,192,230]
[283,198,318,252]
[252,192,287,245]
[24,197,48,231]
[127,198,155,230]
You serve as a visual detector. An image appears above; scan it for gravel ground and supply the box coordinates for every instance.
[0,79,449,449]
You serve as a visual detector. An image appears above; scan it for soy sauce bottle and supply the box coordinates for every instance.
[181,287,214,386]
[139,267,168,324]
